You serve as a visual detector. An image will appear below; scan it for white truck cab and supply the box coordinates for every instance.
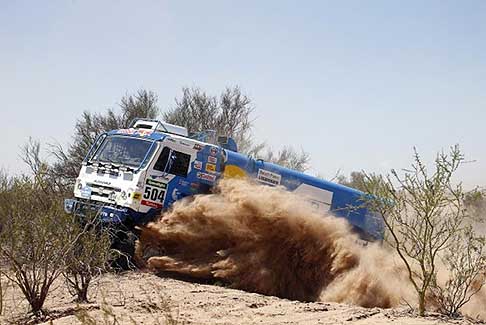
[66,119,221,224]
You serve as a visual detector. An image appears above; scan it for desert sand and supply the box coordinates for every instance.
[0,271,479,325]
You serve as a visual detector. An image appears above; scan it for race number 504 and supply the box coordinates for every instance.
[143,186,164,202]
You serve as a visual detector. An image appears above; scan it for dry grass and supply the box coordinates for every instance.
[74,281,183,325]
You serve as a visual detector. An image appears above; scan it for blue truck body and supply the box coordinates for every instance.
[65,119,384,241]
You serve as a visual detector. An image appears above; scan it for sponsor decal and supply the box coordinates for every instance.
[132,192,142,200]
[205,163,216,173]
[137,129,153,137]
[146,178,167,189]
[257,169,282,186]
[208,156,217,164]
[141,200,163,209]
[193,144,203,151]
[117,128,153,137]
[197,172,216,182]
[210,147,218,156]
[93,179,111,186]
[193,160,202,170]
[171,188,181,201]
[116,128,137,135]
[180,141,191,147]
[80,186,92,199]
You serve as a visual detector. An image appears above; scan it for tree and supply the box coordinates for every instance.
[163,86,254,153]
[336,171,367,191]
[464,188,486,219]
[261,146,310,172]
[362,146,486,317]
[164,86,310,171]
[51,89,159,185]
[0,170,9,317]
[51,86,310,187]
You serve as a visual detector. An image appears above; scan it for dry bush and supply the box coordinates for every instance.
[0,172,76,315]
[363,145,486,317]
[63,213,115,303]
[0,142,115,316]
[430,226,486,317]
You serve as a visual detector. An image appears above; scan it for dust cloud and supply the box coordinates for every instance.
[135,179,484,317]
[136,179,408,306]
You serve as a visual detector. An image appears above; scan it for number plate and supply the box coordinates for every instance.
[141,185,165,209]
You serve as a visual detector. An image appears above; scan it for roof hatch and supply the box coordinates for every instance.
[130,118,188,137]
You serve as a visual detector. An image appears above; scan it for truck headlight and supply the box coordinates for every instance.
[77,182,83,190]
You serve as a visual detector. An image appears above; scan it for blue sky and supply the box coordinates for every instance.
[1,1,485,187]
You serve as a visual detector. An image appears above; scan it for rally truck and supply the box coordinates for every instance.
[64,118,384,243]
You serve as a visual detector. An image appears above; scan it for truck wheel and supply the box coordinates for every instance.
[111,229,138,271]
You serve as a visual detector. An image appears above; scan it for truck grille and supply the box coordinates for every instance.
[86,183,121,201]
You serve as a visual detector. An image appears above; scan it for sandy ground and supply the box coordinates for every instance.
[0,271,481,325]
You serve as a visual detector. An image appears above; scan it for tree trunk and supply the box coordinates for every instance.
[77,284,89,303]
[29,297,45,316]
[418,293,426,316]
[0,275,3,315]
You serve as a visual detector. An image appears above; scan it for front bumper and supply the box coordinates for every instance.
[64,198,130,223]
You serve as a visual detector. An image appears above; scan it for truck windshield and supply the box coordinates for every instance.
[90,135,155,168]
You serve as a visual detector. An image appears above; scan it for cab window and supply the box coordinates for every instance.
[154,147,191,177]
